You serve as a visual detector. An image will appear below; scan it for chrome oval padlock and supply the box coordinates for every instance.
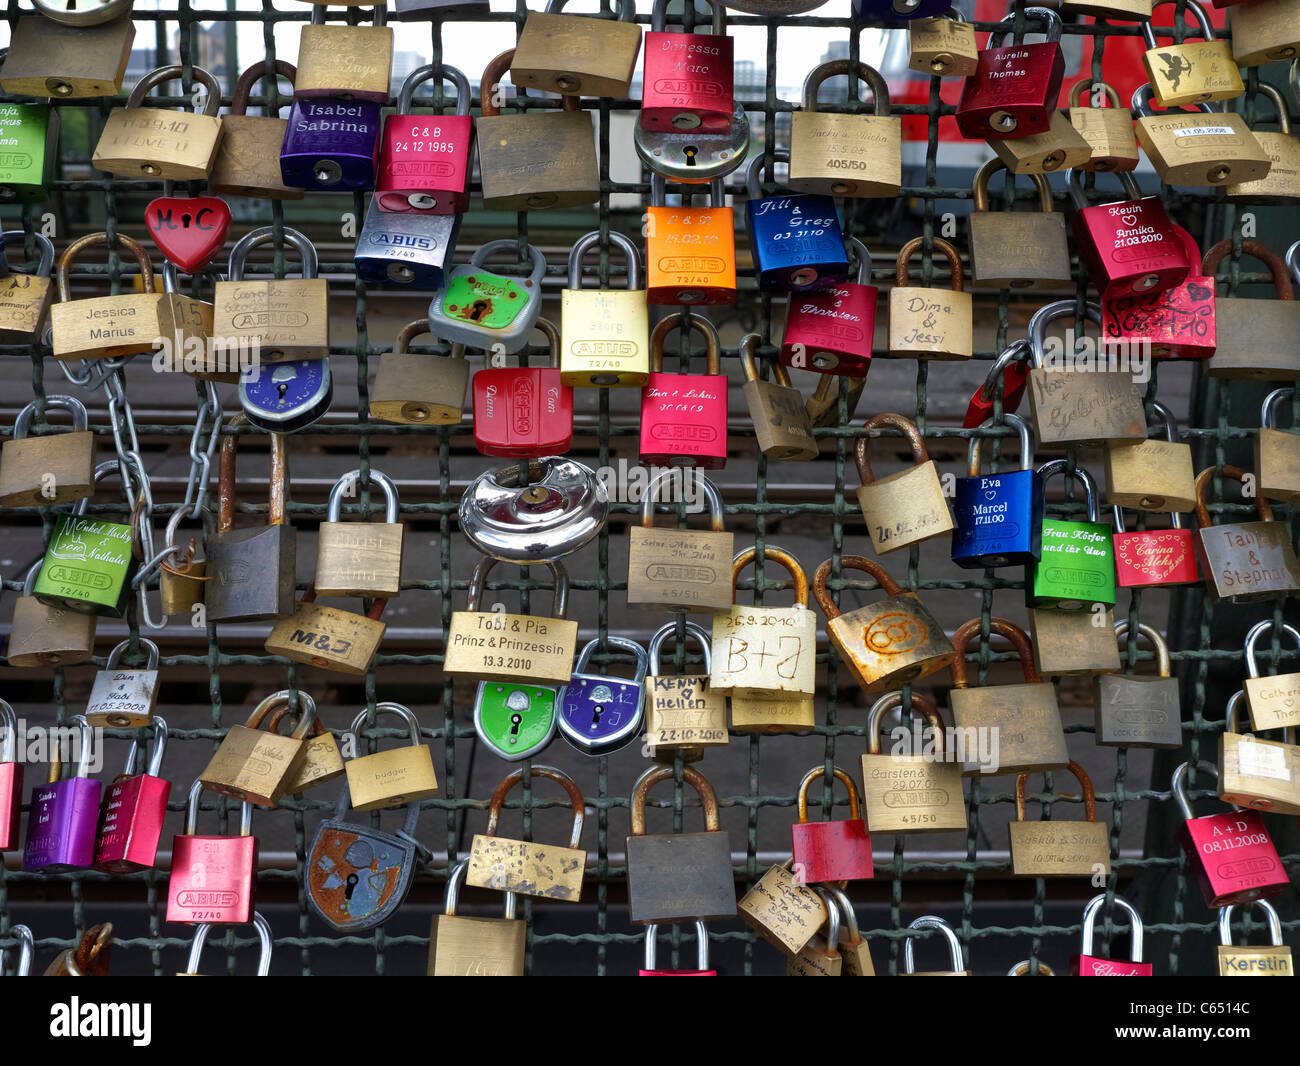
[92,65,224,180]
[556,636,650,756]
[428,239,547,354]
[789,60,900,198]
[634,101,750,183]
[744,151,847,292]
[239,359,333,434]
[84,637,160,728]
[459,455,609,563]
[376,64,474,214]
[34,0,131,27]
[0,231,56,341]
[354,197,461,289]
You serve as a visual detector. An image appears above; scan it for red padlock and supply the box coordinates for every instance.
[640,921,717,976]
[1068,169,1189,299]
[1112,507,1201,589]
[472,319,574,458]
[956,6,1064,140]
[790,767,873,884]
[166,780,259,925]
[375,64,473,215]
[780,237,876,378]
[1101,225,1215,360]
[640,0,734,134]
[1072,895,1153,976]
[1174,761,1289,908]
[94,715,172,873]
[0,700,21,851]
[962,339,1030,428]
[640,312,728,469]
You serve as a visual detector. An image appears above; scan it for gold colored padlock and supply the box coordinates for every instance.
[295,5,393,103]
[990,111,1092,176]
[0,15,134,99]
[643,619,727,759]
[907,12,979,77]
[1204,240,1300,380]
[560,231,649,387]
[1067,79,1140,173]
[1255,391,1300,504]
[887,237,973,360]
[1008,761,1112,877]
[1243,619,1300,732]
[788,59,900,198]
[0,394,94,508]
[264,692,344,796]
[627,468,734,613]
[510,0,642,97]
[1029,606,1123,677]
[1226,86,1300,202]
[738,858,828,957]
[315,469,404,599]
[199,689,314,808]
[1141,0,1243,107]
[1104,399,1196,511]
[0,231,56,343]
[210,59,305,199]
[739,334,817,462]
[1193,464,1300,603]
[967,159,1071,290]
[6,561,97,668]
[50,232,165,362]
[1216,900,1294,976]
[861,690,967,834]
[1132,83,1270,188]
[854,413,953,554]
[1231,0,1300,68]
[264,585,388,676]
[1218,689,1300,816]
[371,319,468,426]
[92,65,223,179]
[345,703,438,811]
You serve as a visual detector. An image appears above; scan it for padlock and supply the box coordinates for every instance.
[1193,464,1300,602]
[804,372,866,427]
[473,319,573,457]
[206,422,296,624]
[887,236,972,360]
[376,64,473,214]
[645,174,737,306]
[1231,0,1300,66]
[786,887,842,976]
[628,469,734,612]
[952,413,1044,569]
[711,546,817,698]
[855,413,953,554]
[642,920,716,976]
[263,694,343,796]
[901,915,969,976]
[744,151,846,293]
[178,913,272,975]
[560,231,649,387]
[210,60,304,200]
[0,700,21,852]
[644,620,728,757]
[0,231,56,343]
[556,637,649,755]
[739,334,817,461]
[907,12,980,77]
[264,584,388,676]
[633,101,750,183]
[861,690,966,834]
[730,690,816,733]
[640,313,728,468]
[33,0,130,26]
[1218,900,1294,976]
[1029,605,1123,677]
[780,236,876,376]
[1008,760,1111,877]
[1132,84,1270,187]
[41,922,114,977]
[92,65,223,179]
[955,6,1064,140]
[789,767,872,884]
[824,887,873,976]
[626,764,735,923]
[200,690,314,808]
[1072,895,1153,976]
[1105,400,1196,512]
[84,638,159,728]
[1062,0,1151,18]
[1205,240,1300,379]
[467,766,586,902]
[789,60,900,198]
[0,103,58,203]
[961,340,1030,428]
[1067,79,1140,173]
[511,0,643,97]
[476,49,599,211]
[239,358,333,434]
[295,5,392,103]
[0,15,133,99]
[1068,169,1189,299]
[641,0,733,134]
[1142,0,1243,107]
[1228,86,1300,202]
[949,617,1067,775]
[428,861,524,976]
[93,715,171,874]
[6,561,97,668]
[738,857,827,956]
[315,468,403,598]
[50,232,163,361]
[1026,301,1148,447]
[166,778,258,923]
[22,715,100,871]
[1112,508,1200,590]
[279,97,382,190]
[428,239,546,354]
[966,160,1071,290]
[0,394,93,507]
[353,200,461,290]
[156,263,223,383]
[371,319,469,426]
[213,227,330,363]
[159,506,209,619]
[7,924,33,975]
[1218,689,1300,815]
[1026,461,1116,611]
[990,110,1092,176]
[1243,620,1300,732]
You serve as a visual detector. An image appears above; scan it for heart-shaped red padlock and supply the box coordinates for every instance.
[145,196,231,274]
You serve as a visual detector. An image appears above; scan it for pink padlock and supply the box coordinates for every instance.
[640,313,727,469]
[780,238,875,378]
[0,700,21,852]
[94,715,172,873]
[375,65,473,215]
[1072,894,1153,976]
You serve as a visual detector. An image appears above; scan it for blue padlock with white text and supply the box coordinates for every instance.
[951,413,1044,569]
[556,636,649,756]
[744,150,848,293]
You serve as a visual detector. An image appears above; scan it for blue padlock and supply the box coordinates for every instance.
[744,150,848,293]
[556,636,649,756]
[240,358,333,433]
[951,412,1044,569]
[280,98,383,191]
[354,199,461,290]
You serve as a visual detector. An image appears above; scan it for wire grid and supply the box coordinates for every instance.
[0,0,1298,976]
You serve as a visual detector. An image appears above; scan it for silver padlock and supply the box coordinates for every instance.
[33,0,131,27]
[354,199,461,289]
[84,638,160,728]
[427,239,547,353]
[459,456,608,563]
[634,101,750,182]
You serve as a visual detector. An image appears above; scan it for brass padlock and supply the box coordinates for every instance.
[264,584,388,676]
[788,59,900,198]
[804,373,865,428]
[315,468,403,599]
[1141,0,1243,107]
[1231,0,1300,68]
[1008,761,1112,877]
[1219,688,1300,815]
[1094,621,1183,748]
[812,555,955,694]
[159,506,209,618]
[948,617,1068,775]
[199,689,314,807]
[1217,900,1294,976]
[644,619,727,759]
[50,232,164,362]
[428,861,525,977]
[510,0,642,97]
[0,395,94,508]
[739,334,817,462]
[826,887,874,977]
[1205,239,1300,380]
[907,12,979,77]
[1132,83,1270,188]
[854,413,953,554]
[1061,0,1150,20]
[371,319,468,426]
[0,231,56,343]
[887,237,973,360]
[967,159,1071,290]
[1029,606,1122,677]
[1067,79,1140,173]
[210,60,305,200]
[1226,85,1300,203]
[1193,464,1300,603]
[861,690,967,834]
[476,49,599,211]
[1104,400,1196,511]
[786,887,842,976]
[627,469,734,612]
[738,857,828,957]
[0,15,133,99]
[295,5,392,102]
[560,231,649,387]
[92,65,223,179]
[6,561,97,668]
[1243,619,1300,732]
[157,263,220,380]
[345,702,438,810]
[990,111,1092,176]
[264,690,344,795]
[730,689,816,733]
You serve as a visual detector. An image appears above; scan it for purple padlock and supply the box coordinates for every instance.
[23,715,102,871]
[280,98,382,191]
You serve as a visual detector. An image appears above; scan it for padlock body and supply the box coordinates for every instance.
[744,194,848,292]
[557,675,645,755]
[1101,274,1215,360]
[294,24,393,103]
[166,832,259,923]
[949,682,1067,774]
[860,753,966,834]
[1230,0,1300,67]
[626,526,735,611]
[955,41,1064,140]
[265,602,386,676]
[210,115,304,199]
[790,819,873,883]
[472,366,574,457]
[1072,197,1189,299]
[744,378,818,461]
[639,371,728,468]
[206,525,297,622]
[511,12,643,97]
[1208,298,1300,379]
[710,605,817,698]
[51,292,167,361]
[856,0,950,18]
[1068,104,1140,173]
[1195,520,1300,603]
[32,514,134,618]
[1255,428,1300,504]
[888,285,973,360]
[85,667,158,729]
[1026,368,1148,447]
[371,351,468,426]
[473,680,558,761]
[92,108,223,180]
[1142,41,1243,107]
[0,272,54,343]
[345,745,438,811]
[0,102,58,202]
[211,278,330,363]
[645,206,737,306]
[626,831,736,922]
[856,461,954,554]
[1135,113,1271,188]
[1094,674,1183,747]
[306,819,417,929]
[989,111,1093,175]
[1073,954,1153,976]
[375,113,473,214]
[466,834,584,901]
[1112,529,1200,588]
[476,112,600,211]
[280,99,381,190]
[354,204,460,290]
[951,468,1044,567]
[0,762,24,851]
[429,913,527,976]
[315,521,403,599]
[730,692,816,732]
[427,265,544,353]
[968,211,1072,290]
[907,17,980,76]
[640,30,734,133]
[0,430,95,508]
[1026,518,1116,609]
[560,289,651,387]
[780,281,877,377]
[446,611,577,684]
[1219,732,1300,815]
[6,594,97,668]
[94,772,171,872]
[1216,945,1294,976]
[788,113,901,198]
[1226,131,1300,201]
[738,862,827,955]
[1029,605,1122,676]
[22,776,102,870]
[1179,810,1287,907]
[200,722,309,808]
[1008,818,1110,877]
[826,600,954,694]
[0,15,133,99]
[644,674,728,751]
[1244,672,1300,732]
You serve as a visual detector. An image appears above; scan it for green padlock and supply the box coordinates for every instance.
[32,460,137,618]
[1026,459,1115,611]
[0,102,58,204]
[425,240,547,355]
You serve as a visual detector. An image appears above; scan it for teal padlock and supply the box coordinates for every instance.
[1026,459,1115,611]
[33,460,137,618]
[0,101,58,204]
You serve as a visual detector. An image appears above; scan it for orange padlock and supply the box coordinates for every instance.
[645,174,737,306]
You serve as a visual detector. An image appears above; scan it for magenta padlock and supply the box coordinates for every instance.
[94,715,172,874]
[956,7,1064,140]
[375,64,473,214]
[472,319,574,458]
[22,716,101,872]
[639,313,728,469]
[1072,895,1152,976]
[779,237,876,378]
[0,700,22,851]
[280,98,383,191]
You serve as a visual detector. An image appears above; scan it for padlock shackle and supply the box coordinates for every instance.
[484,765,586,849]
[630,763,720,835]
[865,690,947,755]
[217,415,289,532]
[1066,168,1144,211]
[122,715,168,779]
[125,64,222,116]
[987,5,1061,48]
[546,0,637,17]
[1193,464,1274,528]
[846,237,872,287]
[1146,400,1178,444]
[1114,621,1171,678]
[0,231,55,278]
[1006,959,1054,976]
[1244,85,1292,133]
[0,699,17,763]
[1035,459,1101,523]
[966,413,1033,477]
[1260,388,1296,431]
[572,635,649,680]
[971,159,1053,215]
[902,915,963,974]
[13,394,89,439]
[104,636,160,673]
[974,341,1030,408]
[1111,504,1184,534]
[1287,238,1300,286]
[10,924,34,977]
[794,765,862,823]
[639,469,724,531]
[1080,893,1144,961]
[1130,82,1217,118]
[227,226,318,281]
[811,555,900,619]
[1014,759,1098,823]
[649,311,721,375]
[480,50,582,116]
[47,715,95,781]
[326,468,400,524]
[825,885,860,942]
[801,59,890,116]
[1244,619,1300,680]
[854,413,930,487]
[265,703,328,744]
[184,776,254,836]
[894,236,963,292]
[56,232,154,304]
[1218,898,1283,947]
[443,859,519,919]
[230,59,297,115]
[650,0,723,34]
[731,545,810,606]
[649,172,727,209]
[397,63,471,116]
[643,919,709,971]
[349,701,424,750]
[1141,0,1215,49]
[1202,239,1294,301]
[1171,759,1219,820]
[1028,299,1103,368]
[1223,688,1251,737]
[184,911,273,976]
[465,555,569,617]
[244,689,317,739]
[567,230,641,291]
[1067,78,1121,110]
[647,619,711,675]
[745,149,789,201]
[469,239,549,284]
[950,616,1039,688]
[737,333,794,389]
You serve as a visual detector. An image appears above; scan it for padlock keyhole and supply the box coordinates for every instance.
[509,712,522,741]
[181,212,193,229]
[591,704,605,730]
[683,145,698,167]
[469,299,490,322]
[344,872,358,900]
